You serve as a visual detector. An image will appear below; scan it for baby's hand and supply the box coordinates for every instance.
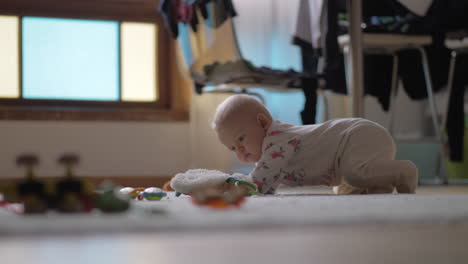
[231,173,252,182]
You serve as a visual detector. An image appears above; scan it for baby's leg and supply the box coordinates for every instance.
[337,120,418,194]
[344,159,418,194]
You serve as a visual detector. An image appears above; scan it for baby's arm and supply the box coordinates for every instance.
[250,143,292,194]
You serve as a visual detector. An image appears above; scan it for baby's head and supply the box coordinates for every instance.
[211,94,272,163]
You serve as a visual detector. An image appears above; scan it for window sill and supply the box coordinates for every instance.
[0,106,189,122]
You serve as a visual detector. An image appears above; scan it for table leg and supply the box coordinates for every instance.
[347,0,364,117]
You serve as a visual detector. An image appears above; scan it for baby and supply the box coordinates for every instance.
[211,94,418,194]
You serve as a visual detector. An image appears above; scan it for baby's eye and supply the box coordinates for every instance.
[230,146,236,151]
[238,135,245,142]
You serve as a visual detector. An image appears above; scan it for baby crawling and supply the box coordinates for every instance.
[210,94,418,194]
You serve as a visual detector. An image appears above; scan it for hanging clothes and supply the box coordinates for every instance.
[158,0,238,38]
[159,0,179,38]
[446,53,468,161]
[297,0,468,160]
[292,0,324,125]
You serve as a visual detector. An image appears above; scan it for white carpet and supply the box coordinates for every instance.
[2,188,468,235]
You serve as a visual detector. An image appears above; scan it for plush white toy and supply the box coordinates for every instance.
[170,169,253,195]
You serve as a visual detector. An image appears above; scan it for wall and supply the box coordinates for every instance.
[0,121,190,178]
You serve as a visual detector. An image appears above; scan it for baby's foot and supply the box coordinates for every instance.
[333,183,367,195]
[395,161,418,194]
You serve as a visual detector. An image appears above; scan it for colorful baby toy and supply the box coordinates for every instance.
[119,187,167,201]
[0,153,130,215]
[170,169,259,209]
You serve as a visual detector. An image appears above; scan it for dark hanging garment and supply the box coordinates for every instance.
[205,0,238,28]
[363,55,394,111]
[323,0,348,95]
[292,0,320,125]
[425,0,468,161]
[446,53,468,161]
[197,1,210,20]
[159,0,179,38]
[299,46,320,125]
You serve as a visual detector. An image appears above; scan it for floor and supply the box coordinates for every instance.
[1,185,467,264]
[279,184,468,195]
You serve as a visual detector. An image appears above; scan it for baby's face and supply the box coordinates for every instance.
[217,116,267,163]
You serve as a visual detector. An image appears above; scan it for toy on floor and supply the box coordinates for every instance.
[225,176,258,195]
[120,187,145,199]
[95,181,130,213]
[0,153,128,215]
[15,154,49,214]
[141,187,167,200]
[191,185,246,209]
[171,169,228,196]
[54,154,95,213]
[170,169,258,209]
[0,200,22,214]
[191,176,258,209]
[119,187,167,201]
[9,153,96,214]
[170,169,258,197]
[162,179,174,191]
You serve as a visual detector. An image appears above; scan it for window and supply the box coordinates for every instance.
[0,15,19,99]
[0,0,187,121]
[22,17,121,101]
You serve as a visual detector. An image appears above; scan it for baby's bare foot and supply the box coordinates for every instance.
[395,161,418,194]
[333,183,367,195]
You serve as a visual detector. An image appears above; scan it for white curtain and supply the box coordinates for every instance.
[232,0,301,71]
[231,0,310,125]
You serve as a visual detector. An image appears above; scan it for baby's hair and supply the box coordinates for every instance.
[211,94,272,132]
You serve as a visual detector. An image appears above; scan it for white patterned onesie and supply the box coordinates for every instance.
[250,118,402,194]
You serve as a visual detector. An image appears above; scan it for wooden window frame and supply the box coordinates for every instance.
[0,0,188,121]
